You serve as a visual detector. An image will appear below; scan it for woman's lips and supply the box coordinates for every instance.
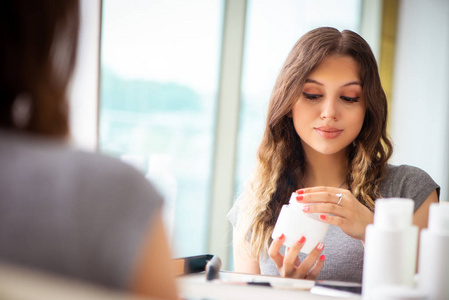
[314,126,343,139]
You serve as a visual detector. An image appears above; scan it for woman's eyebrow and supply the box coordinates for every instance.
[304,78,362,87]
[342,81,362,87]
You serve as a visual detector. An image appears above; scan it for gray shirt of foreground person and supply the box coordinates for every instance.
[228,164,440,283]
[0,130,163,290]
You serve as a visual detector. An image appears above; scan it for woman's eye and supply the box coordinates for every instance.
[341,96,359,103]
[303,92,321,101]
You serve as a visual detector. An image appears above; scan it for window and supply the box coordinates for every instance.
[100,0,223,257]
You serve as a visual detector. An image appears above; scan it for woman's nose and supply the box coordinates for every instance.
[320,98,338,120]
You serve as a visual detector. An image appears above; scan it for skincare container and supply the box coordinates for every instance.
[418,202,449,300]
[362,198,418,300]
[271,192,330,254]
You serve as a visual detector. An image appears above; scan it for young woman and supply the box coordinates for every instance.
[0,1,177,299]
[228,27,439,283]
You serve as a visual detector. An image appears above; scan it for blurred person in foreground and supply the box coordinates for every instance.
[0,1,178,299]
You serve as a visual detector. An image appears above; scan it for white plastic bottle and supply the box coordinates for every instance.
[418,202,449,300]
[362,198,418,299]
[271,192,330,254]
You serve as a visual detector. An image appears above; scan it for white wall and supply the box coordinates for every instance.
[69,0,101,151]
[390,0,449,202]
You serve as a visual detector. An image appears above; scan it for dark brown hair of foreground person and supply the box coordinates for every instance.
[0,0,79,136]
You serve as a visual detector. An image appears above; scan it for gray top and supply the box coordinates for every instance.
[228,164,440,283]
[0,130,163,290]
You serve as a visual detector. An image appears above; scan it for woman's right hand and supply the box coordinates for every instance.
[268,234,325,279]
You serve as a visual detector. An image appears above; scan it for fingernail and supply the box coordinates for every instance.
[298,236,306,244]
[320,255,325,261]
[319,214,326,220]
[317,242,324,250]
[296,189,304,194]
[296,195,303,201]
[302,206,310,212]
[278,233,285,240]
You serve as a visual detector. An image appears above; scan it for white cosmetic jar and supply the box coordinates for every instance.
[271,192,330,254]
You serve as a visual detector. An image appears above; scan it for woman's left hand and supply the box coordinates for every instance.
[296,187,374,242]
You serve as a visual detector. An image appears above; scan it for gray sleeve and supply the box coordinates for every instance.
[380,164,440,212]
[227,200,239,228]
[74,153,164,290]
[0,134,163,290]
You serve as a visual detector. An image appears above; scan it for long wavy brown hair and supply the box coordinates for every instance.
[235,27,393,258]
[0,0,79,136]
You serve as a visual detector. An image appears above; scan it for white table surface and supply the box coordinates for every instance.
[178,271,362,300]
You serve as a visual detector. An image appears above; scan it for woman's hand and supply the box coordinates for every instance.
[296,187,374,242]
[268,233,325,279]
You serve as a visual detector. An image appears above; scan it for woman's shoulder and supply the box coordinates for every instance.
[1,131,163,209]
[380,164,440,211]
[227,194,245,227]
[73,149,163,207]
[384,164,433,181]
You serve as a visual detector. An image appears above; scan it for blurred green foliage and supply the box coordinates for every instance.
[100,68,202,112]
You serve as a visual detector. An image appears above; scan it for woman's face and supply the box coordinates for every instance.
[292,55,366,156]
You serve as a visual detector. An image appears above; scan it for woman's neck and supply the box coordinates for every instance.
[302,146,349,188]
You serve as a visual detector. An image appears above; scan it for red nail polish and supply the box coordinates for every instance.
[319,214,326,220]
[279,233,285,240]
[296,195,303,201]
[296,189,304,194]
[320,255,325,261]
[303,206,310,212]
[298,236,306,244]
[317,242,324,250]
